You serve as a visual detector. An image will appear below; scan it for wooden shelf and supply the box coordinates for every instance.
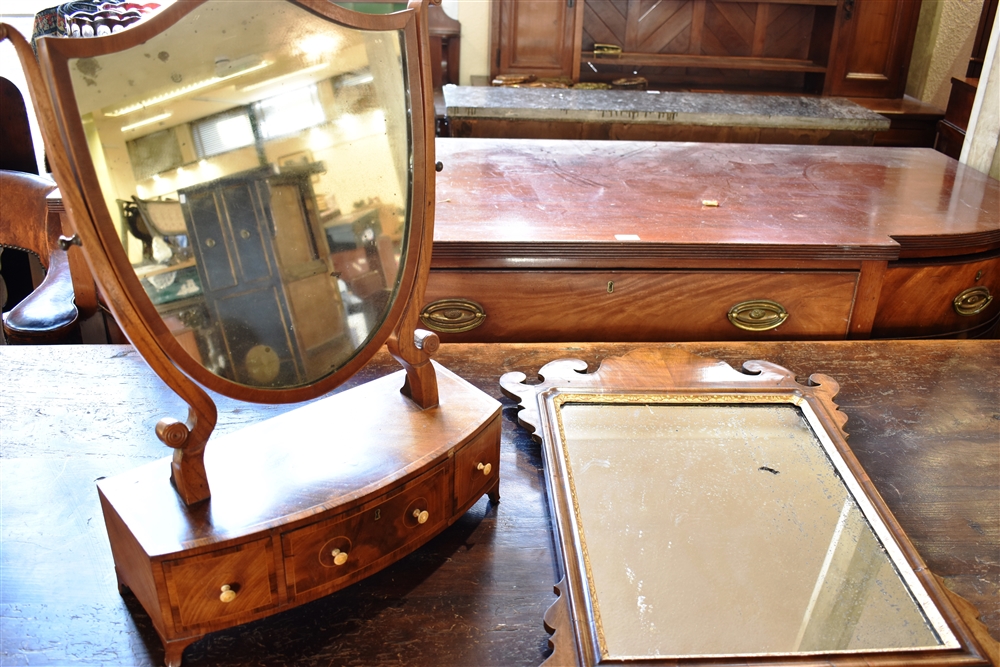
[494,0,921,99]
[583,52,828,73]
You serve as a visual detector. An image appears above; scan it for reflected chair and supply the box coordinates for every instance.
[120,196,190,265]
[133,196,190,262]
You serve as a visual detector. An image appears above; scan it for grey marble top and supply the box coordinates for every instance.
[443,85,890,131]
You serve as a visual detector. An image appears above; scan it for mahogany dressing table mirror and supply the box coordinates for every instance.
[1,2,501,664]
[502,349,998,667]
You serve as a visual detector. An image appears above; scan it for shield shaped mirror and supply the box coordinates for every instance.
[40,0,417,392]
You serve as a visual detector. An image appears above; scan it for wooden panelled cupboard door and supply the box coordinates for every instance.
[824,0,923,98]
[490,0,581,80]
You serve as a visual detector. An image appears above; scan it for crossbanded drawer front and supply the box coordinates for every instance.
[454,416,501,510]
[162,537,277,630]
[281,466,448,599]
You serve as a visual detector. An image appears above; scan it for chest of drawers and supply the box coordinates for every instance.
[97,365,501,666]
[425,140,1000,342]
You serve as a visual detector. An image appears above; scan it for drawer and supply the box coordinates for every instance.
[282,466,448,599]
[454,415,501,510]
[162,537,277,631]
[423,270,859,342]
[873,255,999,337]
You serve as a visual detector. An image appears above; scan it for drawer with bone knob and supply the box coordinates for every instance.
[161,537,278,631]
[454,416,501,510]
[281,466,448,600]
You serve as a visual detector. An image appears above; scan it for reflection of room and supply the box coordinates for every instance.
[558,402,942,657]
[69,11,410,387]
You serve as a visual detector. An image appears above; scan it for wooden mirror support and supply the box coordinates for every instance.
[2,2,501,665]
[501,348,998,667]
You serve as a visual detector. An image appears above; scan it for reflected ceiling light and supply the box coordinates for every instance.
[239,63,329,93]
[338,72,374,88]
[105,61,271,117]
[120,112,172,132]
[298,33,339,61]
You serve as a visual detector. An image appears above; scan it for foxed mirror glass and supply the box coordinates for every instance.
[62,0,411,388]
[500,350,996,666]
[559,398,949,658]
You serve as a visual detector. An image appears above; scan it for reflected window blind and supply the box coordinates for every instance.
[192,108,255,158]
[256,85,325,139]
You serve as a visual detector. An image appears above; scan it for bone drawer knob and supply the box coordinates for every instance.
[477,462,492,476]
[412,509,429,524]
[219,585,237,603]
[330,548,348,566]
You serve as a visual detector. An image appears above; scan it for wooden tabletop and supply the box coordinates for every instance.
[1,340,997,666]
[433,139,1000,266]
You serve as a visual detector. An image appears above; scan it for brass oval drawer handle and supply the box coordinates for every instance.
[477,462,492,476]
[953,286,993,316]
[420,298,486,333]
[219,584,237,603]
[412,508,429,524]
[330,548,348,566]
[727,299,788,332]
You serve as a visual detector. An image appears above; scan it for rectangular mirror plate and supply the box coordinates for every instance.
[546,391,959,661]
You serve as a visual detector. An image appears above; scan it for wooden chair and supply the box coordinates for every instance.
[0,170,80,344]
[0,76,105,344]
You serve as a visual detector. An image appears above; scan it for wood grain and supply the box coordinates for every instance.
[433,139,1000,263]
[824,0,922,98]
[873,253,1000,337]
[491,0,578,79]
[429,139,999,341]
[424,268,859,342]
[448,117,878,145]
[1,340,996,666]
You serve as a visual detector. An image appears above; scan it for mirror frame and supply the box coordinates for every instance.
[34,0,431,405]
[500,348,998,667]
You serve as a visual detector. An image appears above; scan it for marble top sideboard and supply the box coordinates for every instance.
[443,85,890,144]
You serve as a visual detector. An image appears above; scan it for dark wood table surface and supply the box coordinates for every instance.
[433,140,1000,266]
[1,340,997,666]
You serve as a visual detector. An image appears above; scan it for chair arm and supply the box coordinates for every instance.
[2,249,79,344]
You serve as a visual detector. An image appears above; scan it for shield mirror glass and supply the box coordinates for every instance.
[553,396,958,660]
[64,0,411,388]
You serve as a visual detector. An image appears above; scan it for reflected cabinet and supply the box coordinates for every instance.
[179,166,353,387]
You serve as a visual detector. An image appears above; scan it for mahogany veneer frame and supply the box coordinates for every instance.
[1,2,502,665]
[500,348,998,667]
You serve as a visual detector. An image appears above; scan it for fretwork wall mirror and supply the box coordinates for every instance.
[2,2,501,665]
[501,349,998,667]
